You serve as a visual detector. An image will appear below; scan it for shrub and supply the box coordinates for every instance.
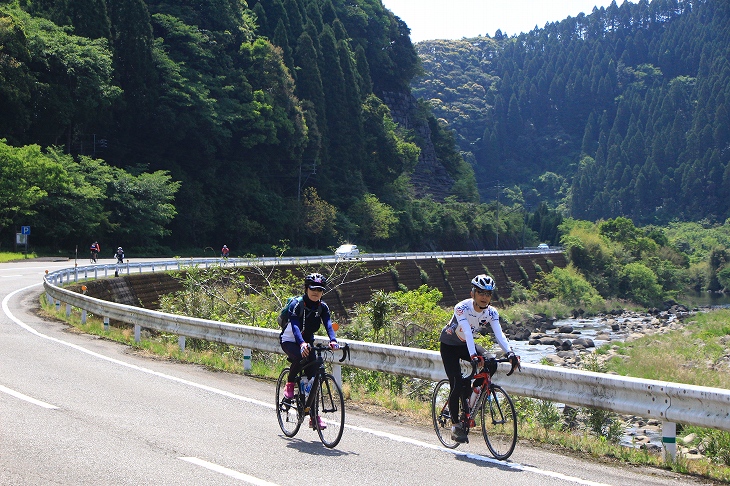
[618,262,663,307]
[535,264,602,307]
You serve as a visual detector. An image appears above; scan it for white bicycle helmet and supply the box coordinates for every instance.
[304,272,327,290]
[471,274,495,291]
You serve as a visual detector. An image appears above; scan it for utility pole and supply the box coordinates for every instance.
[495,182,503,250]
[522,205,530,249]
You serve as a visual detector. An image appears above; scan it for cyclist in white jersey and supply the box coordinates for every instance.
[439,274,520,443]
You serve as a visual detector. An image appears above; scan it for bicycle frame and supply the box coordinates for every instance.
[298,352,326,413]
[463,368,492,428]
[276,343,349,448]
[432,355,518,459]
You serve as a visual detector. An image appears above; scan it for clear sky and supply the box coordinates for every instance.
[381,0,634,43]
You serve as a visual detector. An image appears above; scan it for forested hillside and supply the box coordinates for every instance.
[413,0,730,225]
[0,0,482,253]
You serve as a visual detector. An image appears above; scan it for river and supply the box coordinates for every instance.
[507,300,729,450]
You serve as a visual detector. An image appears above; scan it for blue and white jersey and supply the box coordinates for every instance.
[280,295,335,345]
[439,298,511,356]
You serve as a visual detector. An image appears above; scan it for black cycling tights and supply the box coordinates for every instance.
[440,342,487,425]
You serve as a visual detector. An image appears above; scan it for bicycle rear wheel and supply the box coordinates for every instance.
[276,368,302,437]
[480,384,517,460]
[313,373,344,448]
[431,379,459,449]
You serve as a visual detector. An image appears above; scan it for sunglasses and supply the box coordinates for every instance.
[474,289,492,296]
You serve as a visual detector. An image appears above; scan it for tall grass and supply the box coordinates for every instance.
[606,309,730,389]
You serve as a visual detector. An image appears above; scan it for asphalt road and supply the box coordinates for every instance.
[0,260,712,485]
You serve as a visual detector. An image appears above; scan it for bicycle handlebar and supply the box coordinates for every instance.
[298,342,350,365]
[466,355,521,380]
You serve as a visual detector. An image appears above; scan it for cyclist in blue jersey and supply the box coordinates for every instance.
[280,273,339,429]
[439,274,520,443]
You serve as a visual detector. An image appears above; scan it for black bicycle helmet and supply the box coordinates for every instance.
[304,272,327,290]
[471,274,495,291]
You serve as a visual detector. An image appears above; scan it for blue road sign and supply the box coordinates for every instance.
[21,226,30,235]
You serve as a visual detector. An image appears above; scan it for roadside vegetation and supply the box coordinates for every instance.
[0,251,36,263]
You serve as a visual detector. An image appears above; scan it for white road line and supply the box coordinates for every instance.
[180,457,281,485]
[5,283,612,486]
[0,384,59,409]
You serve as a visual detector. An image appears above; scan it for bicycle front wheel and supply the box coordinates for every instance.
[276,368,302,437]
[431,379,459,449]
[480,384,517,460]
[313,373,344,448]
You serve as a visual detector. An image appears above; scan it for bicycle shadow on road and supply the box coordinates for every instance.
[452,450,521,472]
[279,435,353,457]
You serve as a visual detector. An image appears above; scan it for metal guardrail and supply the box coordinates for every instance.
[42,256,729,460]
[47,247,563,284]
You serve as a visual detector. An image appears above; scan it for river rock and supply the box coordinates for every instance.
[572,338,595,348]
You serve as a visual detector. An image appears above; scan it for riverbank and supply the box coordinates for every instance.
[506,304,729,463]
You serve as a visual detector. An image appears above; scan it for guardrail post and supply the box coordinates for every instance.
[66,303,71,317]
[46,293,54,305]
[332,363,342,388]
[103,317,109,331]
[81,309,87,324]
[55,300,60,311]
[243,348,252,371]
[134,323,141,343]
[179,336,186,352]
[662,421,677,461]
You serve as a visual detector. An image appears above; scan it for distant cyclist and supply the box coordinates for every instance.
[115,247,125,263]
[90,242,100,262]
[221,245,230,258]
[280,273,339,429]
[439,274,520,443]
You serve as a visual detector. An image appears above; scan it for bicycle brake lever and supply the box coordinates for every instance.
[338,343,350,362]
[506,357,522,376]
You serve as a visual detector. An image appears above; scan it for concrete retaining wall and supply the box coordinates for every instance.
[72,252,567,321]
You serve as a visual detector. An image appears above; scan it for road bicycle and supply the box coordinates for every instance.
[276,343,350,448]
[432,355,520,460]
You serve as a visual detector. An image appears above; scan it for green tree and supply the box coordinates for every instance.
[536,264,602,307]
[0,140,61,233]
[619,262,663,306]
[302,187,337,248]
[350,194,398,245]
[106,167,180,247]
[3,6,120,150]
[0,8,34,143]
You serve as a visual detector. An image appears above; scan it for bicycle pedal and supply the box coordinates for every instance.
[468,419,475,428]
